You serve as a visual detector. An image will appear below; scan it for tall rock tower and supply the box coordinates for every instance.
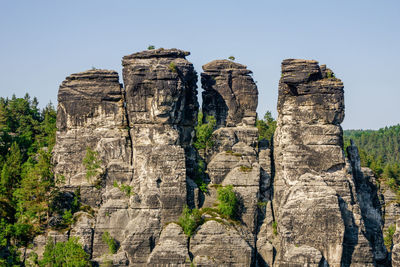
[272,59,387,266]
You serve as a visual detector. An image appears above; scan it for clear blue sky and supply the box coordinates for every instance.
[0,0,399,129]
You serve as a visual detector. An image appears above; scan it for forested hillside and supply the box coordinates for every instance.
[344,125,400,197]
[345,125,400,164]
[0,94,58,265]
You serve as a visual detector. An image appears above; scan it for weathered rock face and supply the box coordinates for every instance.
[179,59,264,266]
[270,59,388,266]
[50,49,199,266]
[201,60,258,128]
[44,53,392,267]
[53,69,131,206]
[392,219,400,265]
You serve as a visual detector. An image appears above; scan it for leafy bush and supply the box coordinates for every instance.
[147,45,155,50]
[102,231,118,254]
[272,221,278,236]
[178,206,203,237]
[326,70,335,78]
[194,159,208,193]
[384,224,396,251]
[228,56,235,61]
[62,209,73,226]
[82,147,102,181]
[216,185,238,219]
[168,62,177,73]
[113,181,134,196]
[193,112,216,151]
[39,237,90,267]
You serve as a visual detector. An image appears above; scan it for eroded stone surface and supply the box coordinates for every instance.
[201,60,258,128]
[39,54,392,266]
[271,59,385,266]
[190,220,253,266]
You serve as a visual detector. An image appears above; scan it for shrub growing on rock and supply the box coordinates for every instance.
[217,185,238,219]
[178,206,203,237]
[384,224,396,251]
[193,112,216,151]
[102,231,118,254]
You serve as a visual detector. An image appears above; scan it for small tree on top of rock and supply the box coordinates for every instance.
[147,45,155,50]
[228,56,235,61]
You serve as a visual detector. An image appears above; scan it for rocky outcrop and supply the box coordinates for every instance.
[270,59,388,266]
[347,141,389,263]
[201,60,258,128]
[53,69,131,206]
[38,51,392,266]
[49,49,198,266]
[147,223,190,265]
[392,219,400,265]
[195,60,262,263]
[190,220,253,266]
[118,48,198,265]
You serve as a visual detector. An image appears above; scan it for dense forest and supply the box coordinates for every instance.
[0,95,92,266]
[344,126,400,197]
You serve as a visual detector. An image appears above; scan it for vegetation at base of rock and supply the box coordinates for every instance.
[256,111,277,142]
[82,147,102,182]
[102,231,118,254]
[178,206,204,237]
[193,112,216,151]
[113,181,134,196]
[217,185,238,219]
[168,62,177,73]
[0,95,57,265]
[344,125,400,199]
[147,45,155,50]
[272,221,278,236]
[384,224,396,251]
[38,237,91,267]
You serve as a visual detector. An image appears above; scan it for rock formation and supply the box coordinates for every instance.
[269,59,389,266]
[29,50,397,266]
[121,48,198,265]
[201,60,258,128]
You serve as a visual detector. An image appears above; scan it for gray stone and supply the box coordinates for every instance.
[201,60,258,128]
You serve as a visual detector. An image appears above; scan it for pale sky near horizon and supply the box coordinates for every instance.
[0,0,399,130]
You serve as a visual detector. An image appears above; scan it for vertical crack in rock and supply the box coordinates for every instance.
[272,59,381,266]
